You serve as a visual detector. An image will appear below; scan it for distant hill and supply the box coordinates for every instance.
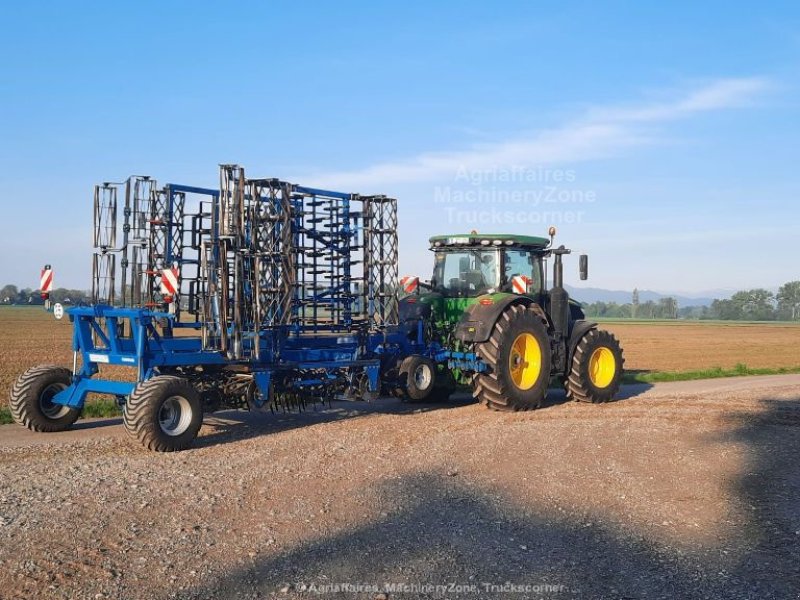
[566,285,722,307]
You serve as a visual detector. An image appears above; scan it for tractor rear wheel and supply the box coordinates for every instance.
[565,328,624,403]
[124,376,203,452]
[399,355,437,401]
[9,365,81,432]
[473,305,551,411]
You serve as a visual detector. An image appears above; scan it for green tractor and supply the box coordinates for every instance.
[397,229,624,409]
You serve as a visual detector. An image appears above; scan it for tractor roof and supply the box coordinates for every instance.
[429,233,550,249]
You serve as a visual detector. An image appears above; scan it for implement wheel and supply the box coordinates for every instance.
[9,365,81,432]
[565,328,624,403]
[473,305,551,411]
[399,355,437,401]
[124,376,203,452]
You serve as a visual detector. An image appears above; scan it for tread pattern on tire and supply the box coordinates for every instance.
[124,376,202,452]
[9,365,80,432]
[565,328,625,404]
[472,304,551,412]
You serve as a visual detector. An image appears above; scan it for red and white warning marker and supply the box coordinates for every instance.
[160,266,180,302]
[511,275,532,294]
[400,276,419,295]
[40,265,54,298]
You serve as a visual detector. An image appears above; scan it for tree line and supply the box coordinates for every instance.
[0,285,90,305]
[582,282,800,321]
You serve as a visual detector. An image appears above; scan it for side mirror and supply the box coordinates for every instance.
[579,254,589,281]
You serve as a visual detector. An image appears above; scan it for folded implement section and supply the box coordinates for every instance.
[11,164,415,451]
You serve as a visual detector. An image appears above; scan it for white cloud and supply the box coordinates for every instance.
[592,77,771,122]
[305,77,771,190]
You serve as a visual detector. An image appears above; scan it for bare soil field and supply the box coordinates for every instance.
[0,376,799,599]
[0,308,118,409]
[603,321,800,372]
[0,309,71,405]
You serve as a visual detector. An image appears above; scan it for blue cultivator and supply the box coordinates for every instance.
[10,165,424,451]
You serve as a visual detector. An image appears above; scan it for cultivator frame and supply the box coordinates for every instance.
[52,164,416,439]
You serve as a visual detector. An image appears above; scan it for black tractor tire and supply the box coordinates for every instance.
[124,376,203,452]
[9,365,81,432]
[399,355,437,401]
[565,328,624,404]
[472,304,552,411]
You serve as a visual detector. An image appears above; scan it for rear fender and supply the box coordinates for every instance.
[454,295,547,344]
[567,320,597,365]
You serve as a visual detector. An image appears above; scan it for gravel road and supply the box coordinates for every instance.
[1,375,799,599]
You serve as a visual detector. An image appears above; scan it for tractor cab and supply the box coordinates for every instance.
[429,234,548,298]
[398,233,554,346]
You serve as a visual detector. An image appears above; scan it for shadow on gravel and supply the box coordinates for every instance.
[72,417,123,430]
[613,381,655,401]
[180,397,800,599]
[194,395,473,449]
[721,396,800,593]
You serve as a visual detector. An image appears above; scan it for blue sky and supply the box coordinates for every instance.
[1,1,798,295]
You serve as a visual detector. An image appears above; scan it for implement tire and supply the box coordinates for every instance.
[124,376,203,452]
[399,355,437,401]
[565,328,624,404]
[9,365,80,432]
[472,305,551,411]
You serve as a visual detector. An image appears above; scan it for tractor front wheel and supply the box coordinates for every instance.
[565,328,624,403]
[124,376,203,452]
[473,305,552,411]
[9,365,81,432]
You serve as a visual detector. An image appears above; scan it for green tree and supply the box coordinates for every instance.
[777,281,800,320]
[640,300,656,319]
[679,305,709,319]
[658,297,678,319]
[0,284,18,303]
[631,288,640,318]
[730,289,775,321]
[710,298,739,320]
[16,288,34,304]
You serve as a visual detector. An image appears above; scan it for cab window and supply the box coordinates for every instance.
[503,250,543,293]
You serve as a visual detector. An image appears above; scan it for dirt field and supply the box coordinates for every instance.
[1,376,799,599]
[603,321,800,372]
[2,308,799,410]
[0,308,121,410]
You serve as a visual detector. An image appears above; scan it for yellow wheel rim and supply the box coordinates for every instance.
[589,347,616,388]
[508,333,542,391]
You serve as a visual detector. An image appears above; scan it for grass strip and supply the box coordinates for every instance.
[0,398,120,425]
[622,364,800,384]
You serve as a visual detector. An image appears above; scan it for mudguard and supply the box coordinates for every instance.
[454,295,536,344]
[567,319,598,363]
[399,297,433,322]
[399,296,434,337]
